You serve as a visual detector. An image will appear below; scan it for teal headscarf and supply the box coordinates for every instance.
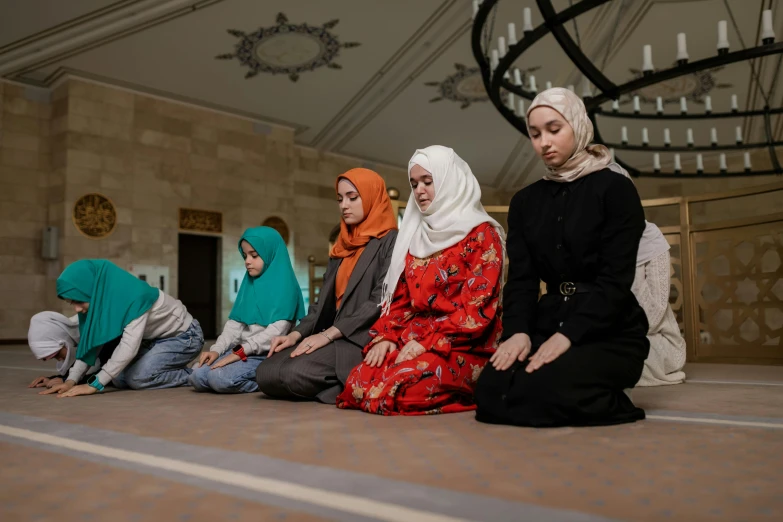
[56,260,159,366]
[230,227,306,327]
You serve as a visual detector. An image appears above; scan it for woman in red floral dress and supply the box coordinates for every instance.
[336,146,505,415]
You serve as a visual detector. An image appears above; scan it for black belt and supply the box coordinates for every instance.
[547,282,594,296]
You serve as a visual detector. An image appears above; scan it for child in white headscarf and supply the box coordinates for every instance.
[27,311,100,389]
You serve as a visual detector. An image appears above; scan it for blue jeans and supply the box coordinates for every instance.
[114,320,204,390]
[189,351,264,393]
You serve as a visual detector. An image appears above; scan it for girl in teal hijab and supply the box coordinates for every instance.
[47,259,204,398]
[190,227,305,394]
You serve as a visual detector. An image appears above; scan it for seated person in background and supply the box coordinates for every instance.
[256,168,398,403]
[190,227,305,393]
[44,259,204,398]
[336,145,505,416]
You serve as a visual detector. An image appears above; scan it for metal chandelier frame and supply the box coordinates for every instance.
[471,0,783,178]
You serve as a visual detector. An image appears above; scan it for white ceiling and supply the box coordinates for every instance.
[1,0,781,188]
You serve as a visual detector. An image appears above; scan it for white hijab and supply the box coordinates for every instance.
[28,311,81,375]
[380,145,506,313]
[606,162,671,265]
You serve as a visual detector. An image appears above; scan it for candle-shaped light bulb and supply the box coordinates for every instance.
[642,127,649,145]
[508,23,518,46]
[744,152,752,171]
[582,80,592,98]
[735,126,743,144]
[663,128,671,147]
[676,33,689,63]
[696,154,704,173]
[719,153,728,172]
[472,0,480,19]
[633,95,641,114]
[656,96,664,114]
[621,126,629,145]
[523,7,533,33]
[674,154,682,173]
[545,81,553,90]
[490,49,499,71]
[653,153,661,172]
[711,127,718,146]
[680,97,688,114]
[498,36,506,58]
[610,148,616,162]
[642,44,654,74]
[761,10,775,44]
[705,95,713,113]
[717,20,729,53]
[731,94,738,112]
[513,68,522,86]
[567,84,575,92]
[612,99,620,112]
[529,75,537,93]
[507,92,515,112]
[517,99,526,118]
[687,128,694,147]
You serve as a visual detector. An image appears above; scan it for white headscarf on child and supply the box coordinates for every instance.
[28,312,80,375]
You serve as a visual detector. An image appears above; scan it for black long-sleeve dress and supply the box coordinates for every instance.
[475,168,650,427]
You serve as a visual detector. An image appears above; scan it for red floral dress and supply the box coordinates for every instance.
[336,223,503,415]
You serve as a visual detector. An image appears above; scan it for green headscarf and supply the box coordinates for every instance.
[56,260,159,366]
[230,227,306,327]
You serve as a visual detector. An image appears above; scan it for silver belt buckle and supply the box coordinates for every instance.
[559,282,576,296]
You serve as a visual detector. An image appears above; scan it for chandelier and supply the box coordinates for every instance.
[471,0,783,178]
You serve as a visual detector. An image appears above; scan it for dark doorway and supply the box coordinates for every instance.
[178,234,219,339]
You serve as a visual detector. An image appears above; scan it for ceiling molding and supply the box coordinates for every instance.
[0,0,225,78]
[12,68,306,134]
[309,0,471,153]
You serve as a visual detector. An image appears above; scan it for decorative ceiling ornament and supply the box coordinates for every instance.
[627,65,731,104]
[72,193,117,239]
[425,63,539,109]
[471,0,783,178]
[179,208,222,233]
[216,12,361,82]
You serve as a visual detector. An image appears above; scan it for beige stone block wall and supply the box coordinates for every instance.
[0,82,53,338]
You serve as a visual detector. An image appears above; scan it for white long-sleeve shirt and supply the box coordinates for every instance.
[210,319,292,356]
[68,290,193,386]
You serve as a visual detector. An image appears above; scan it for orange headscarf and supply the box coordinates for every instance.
[330,168,397,308]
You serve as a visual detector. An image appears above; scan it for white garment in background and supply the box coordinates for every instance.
[633,251,687,386]
[210,319,292,356]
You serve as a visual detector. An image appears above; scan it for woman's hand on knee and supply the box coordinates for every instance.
[196,351,219,368]
[269,332,300,356]
[526,333,571,373]
[490,333,532,371]
[395,340,425,364]
[364,340,396,367]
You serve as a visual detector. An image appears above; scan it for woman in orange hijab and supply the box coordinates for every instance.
[256,168,398,403]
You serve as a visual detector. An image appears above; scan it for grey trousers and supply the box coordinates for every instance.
[255,339,363,404]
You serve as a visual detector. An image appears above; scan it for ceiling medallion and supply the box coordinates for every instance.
[425,63,540,109]
[216,12,361,82]
[72,193,117,239]
[627,65,732,104]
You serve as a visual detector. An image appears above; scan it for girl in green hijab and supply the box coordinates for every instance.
[46,259,204,398]
[190,227,305,393]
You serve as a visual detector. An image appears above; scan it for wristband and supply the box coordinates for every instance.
[321,331,333,342]
[233,345,248,362]
[87,375,105,392]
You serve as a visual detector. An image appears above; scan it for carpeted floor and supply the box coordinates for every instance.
[1,345,781,521]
